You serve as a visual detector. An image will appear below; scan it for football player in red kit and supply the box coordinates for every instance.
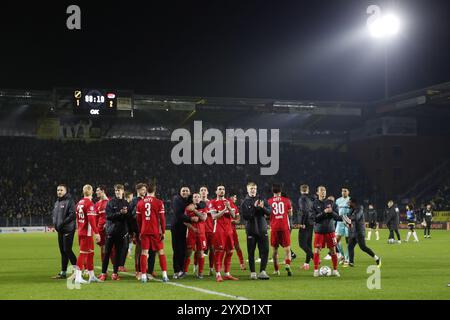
[183,193,208,278]
[199,186,214,276]
[268,184,293,276]
[208,185,238,282]
[136,183,169,283]
[94,185,110,262]
[229,193,246,270]
[74,184,101,284]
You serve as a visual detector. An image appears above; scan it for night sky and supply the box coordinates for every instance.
[1,0,449,101]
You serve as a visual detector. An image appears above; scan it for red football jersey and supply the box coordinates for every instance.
[184,206,207,235]
[136,195,166,235]
[208,198,234,234]
[268,196,292,231]
[94,198,109,232]
[76,197,98,236]
[203,199,214,233]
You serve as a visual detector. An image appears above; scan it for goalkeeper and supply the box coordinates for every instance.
[346,198,381,268]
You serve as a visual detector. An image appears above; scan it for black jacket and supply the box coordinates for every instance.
[385,205,400,227]
[240,194,271,237]
[171,194,191,230]
[367,208,377,224]
[128,196,141,235]
[423,209,433,222]
[105,197,130,237]
[348,205,366,238]
[312,198,342,234]
[298,194,315,227]
[52,194,76,233]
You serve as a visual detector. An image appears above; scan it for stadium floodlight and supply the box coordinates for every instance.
[366,8,401,99]
[368,13,400,38]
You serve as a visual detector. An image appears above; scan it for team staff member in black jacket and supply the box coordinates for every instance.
[347,198,381,267]
[240,182,271,280]
[312,186,349,277]
[423,204,433,238]
[366,204,379,241]
[171,186,198,279]
[298,184,315,271]
[52,184,77,279]
[99,184,130,281]
[385,200,401,243]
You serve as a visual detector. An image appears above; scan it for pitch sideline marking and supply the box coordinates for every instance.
[95,266,249,300]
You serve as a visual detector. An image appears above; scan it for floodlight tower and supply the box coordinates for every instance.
[367,10,401,99]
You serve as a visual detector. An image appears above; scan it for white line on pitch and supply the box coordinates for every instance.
[95,266,249,300]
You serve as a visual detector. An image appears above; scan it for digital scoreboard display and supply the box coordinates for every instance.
[73,89,117,115]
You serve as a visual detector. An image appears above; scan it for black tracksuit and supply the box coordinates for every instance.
[298,193,314,264]
[52,194,77,273]
[367,208,378,229]
[423,209,433,236]
[385,205,401,240]
[312,198,342,234]
[171,195,191,274]
[102,197,130,274]
[347,205,376,263]
[240,194,271,273]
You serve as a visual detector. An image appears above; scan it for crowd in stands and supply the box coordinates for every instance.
[428,178,450,211]
[0,137,373,226]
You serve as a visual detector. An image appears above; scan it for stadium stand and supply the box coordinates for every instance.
[0,136,371,227]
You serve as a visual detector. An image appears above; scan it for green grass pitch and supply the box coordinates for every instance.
[0,229,449,300]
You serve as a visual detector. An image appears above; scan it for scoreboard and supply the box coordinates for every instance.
[73,89,118,115]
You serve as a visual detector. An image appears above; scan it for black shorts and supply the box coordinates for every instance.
[407,223,415,231]
[368,222,377,229]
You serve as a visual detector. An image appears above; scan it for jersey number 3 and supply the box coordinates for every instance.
[144,203,151,218]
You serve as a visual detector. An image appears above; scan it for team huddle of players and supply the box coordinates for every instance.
[71,181,375,284]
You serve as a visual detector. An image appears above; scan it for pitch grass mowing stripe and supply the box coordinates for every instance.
[95,266,250,300]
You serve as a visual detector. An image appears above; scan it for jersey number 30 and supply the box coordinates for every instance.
[272,202,285,215]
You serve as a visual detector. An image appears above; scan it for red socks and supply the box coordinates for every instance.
[159,254,167,272]
[77,253,86,270]
[331,253,338,270]
[140,254,148,274]
[313,252,320,270]
[183,257,191,273]
[274,258,279,271]
[285,258,291,265]
[224,251,233,273]
[86,252,94,271]
[198,253,205,274]
[215,250,224,272]
[236,248,244,265]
